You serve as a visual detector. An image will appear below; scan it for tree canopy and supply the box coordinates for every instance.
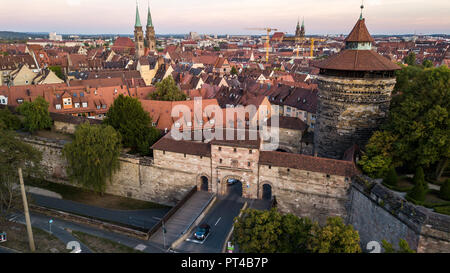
[382,239,415,253]
[0,129,43,223]
[232,209,361,253]
[0,108,21,131]
[17,96,52,133]
[148,76,187,101]
[62,123,121,193]
[104,94,160,155]
[359,65,450,180]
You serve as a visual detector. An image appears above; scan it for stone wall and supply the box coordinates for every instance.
[259,164,350,224]
[314,76,396,159]
[348,175,450,253]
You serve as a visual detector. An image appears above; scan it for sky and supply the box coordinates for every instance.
[0,0,449,35]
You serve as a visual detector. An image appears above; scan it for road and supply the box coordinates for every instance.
[174,183,246,253]
[10,212,166,253]
[29,193,170,230]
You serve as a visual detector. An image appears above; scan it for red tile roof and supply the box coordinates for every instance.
[345,19,375,43]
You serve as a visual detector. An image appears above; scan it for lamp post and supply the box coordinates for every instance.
[49,219,54,234]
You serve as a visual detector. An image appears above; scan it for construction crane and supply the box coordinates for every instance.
[309,38,326,58]
[245,27,278,63]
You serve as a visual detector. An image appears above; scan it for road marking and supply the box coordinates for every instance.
[134,244,147,251]
[215,217,221,226]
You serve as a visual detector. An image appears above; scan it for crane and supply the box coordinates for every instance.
[245,27,278,63]
[309,38,326,58]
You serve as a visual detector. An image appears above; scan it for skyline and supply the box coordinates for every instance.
[0,0,449,35]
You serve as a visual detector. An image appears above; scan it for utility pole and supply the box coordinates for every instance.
[18,167,35,252]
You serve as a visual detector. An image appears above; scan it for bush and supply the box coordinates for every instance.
[407,176,427,202]
[384,166,398,187]
[413,167,428,190]
[440,179,450,201]
[0,108,21,130]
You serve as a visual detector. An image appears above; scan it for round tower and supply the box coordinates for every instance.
[314,11,400,159]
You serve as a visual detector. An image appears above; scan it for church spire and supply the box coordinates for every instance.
[360,1,364,20]
[301,17,305,28]
[135,1,142,28]
[147,2,153,27]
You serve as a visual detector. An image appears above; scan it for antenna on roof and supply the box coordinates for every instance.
[360,0,365,20]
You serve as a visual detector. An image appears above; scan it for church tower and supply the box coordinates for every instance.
[134,3,145,58]
[313,6,401,159]
[145,3,156,52]
[300,18,305,38]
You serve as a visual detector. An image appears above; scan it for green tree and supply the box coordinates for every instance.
[148,76,187,101]
[0,129,43,223]
[232,209,313,253]
[404,52,416,66]
[49,66,65,80]
[365,66,450,180]
[422,59,433,68]
[382,239,415,253]
[104,94,160,155]
[62,123,121,193]
[230,66,238,76]
[0,108,21,130]
[358,131,397,178]
[384,166,398,187]
[307,217,361,253]
[439,179,450,201]
[393,64,423,94]
[407,167,427,202]
[17,96,52,133]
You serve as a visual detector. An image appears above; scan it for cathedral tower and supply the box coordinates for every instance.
[145,3,156,52]
[313,7,400,159]
[134,3,145,58]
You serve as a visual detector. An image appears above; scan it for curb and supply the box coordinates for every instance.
[0,245,21,253]
[170,194,217,250]
[221,201,248,253]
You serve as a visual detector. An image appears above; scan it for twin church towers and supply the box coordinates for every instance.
[134,2,156,58]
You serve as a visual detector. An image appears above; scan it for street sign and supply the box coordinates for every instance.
[49,219,53,224]
[227,241,234,253]
[0,233,7,243]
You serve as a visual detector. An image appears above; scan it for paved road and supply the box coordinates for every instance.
[149,191,213,250]
[29,193,171,230]
[175,183,246,253]
[11,212,166,253]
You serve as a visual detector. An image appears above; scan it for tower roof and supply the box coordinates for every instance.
[315,17,400,71]
[345,18,374,43]
[147,4,153,27]
[135,3,142,28]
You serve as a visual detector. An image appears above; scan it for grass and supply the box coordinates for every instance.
[382,176,414,192]
[433,206,450,216]
[0,222,69,253]
[71,230,141,253]
[26,178,171,211]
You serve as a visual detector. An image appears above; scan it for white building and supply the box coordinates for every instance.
[49,32,63,41]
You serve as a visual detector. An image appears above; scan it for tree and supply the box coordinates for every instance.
[382,239,415,253]
[62,123,121,193]
[440,179,450,201]
[230,66,238,76]
[0,108,21,130]
[0,129,43,224]
[404,52,416,66]
[407,167,427,202]
[358,131,397,178]
[148,76,187,101]
[307,217,361,253]
[232,209,313,253]
[384,166,398,187]
[17,96,52,133]
[104,94,160,155]
[49,66,65,81]
[422,59,433,68]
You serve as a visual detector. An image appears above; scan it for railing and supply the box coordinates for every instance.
[146,186,198,239]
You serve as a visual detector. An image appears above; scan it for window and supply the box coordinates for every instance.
[96,105,100,109]
[248,162,251,167]
[234,148,237,152]
[102,104,107,109]
[175,122,180,128]
[249,150,252,154]
[187,121,192,127]
[56,104,61,110]
[326,174,330,179]
[218,147,222,151]
[80,92,84,97]
[219,159,223,163]
[152,122,156,127]
[74,103,80,108]
[63,98,72,105]
[82,102,88,108]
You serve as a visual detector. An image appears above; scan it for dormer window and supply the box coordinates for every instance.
[56,104,61,110]
[209,119,215,125]
[82,102,88,108]
[74,103,80,108]
[175,122,181,128]
[187,122,192,127]
[102,104,107,109]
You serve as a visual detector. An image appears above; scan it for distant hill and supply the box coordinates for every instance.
[0,31,47,40]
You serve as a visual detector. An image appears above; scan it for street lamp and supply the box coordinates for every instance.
[49,219,54,234]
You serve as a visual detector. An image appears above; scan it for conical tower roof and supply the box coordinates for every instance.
[147,4,153,27]
[135,4,142,27]
[345,18,374,43]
